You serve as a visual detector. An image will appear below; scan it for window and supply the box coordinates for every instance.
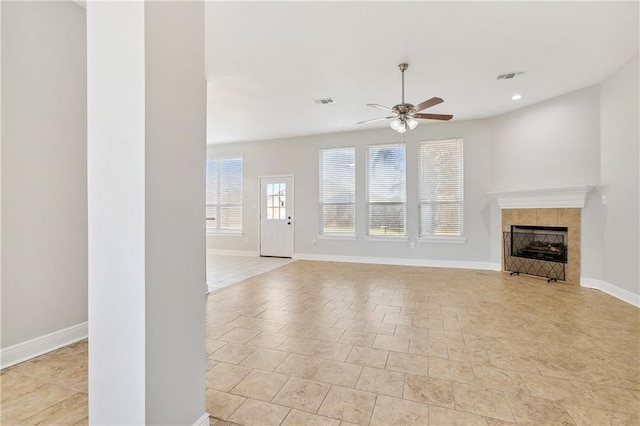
[319,147,355,235]
[367,144,406,236]
[266,183,287,220]
[206,156,243,233]
[419,138,463,237]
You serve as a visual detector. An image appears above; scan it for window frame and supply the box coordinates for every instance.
[318,147,357,238]
[366,142,407,239]
[417,138,465,242]
[206,155,244,235]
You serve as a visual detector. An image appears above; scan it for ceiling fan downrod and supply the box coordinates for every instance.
[399,63,408,105]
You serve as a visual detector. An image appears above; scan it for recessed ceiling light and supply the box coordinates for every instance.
[512,94,522,100]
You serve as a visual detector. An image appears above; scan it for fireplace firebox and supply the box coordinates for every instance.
[503,225,568,282]
[510,225,567,262]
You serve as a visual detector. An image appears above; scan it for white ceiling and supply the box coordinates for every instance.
[204,1,639,144]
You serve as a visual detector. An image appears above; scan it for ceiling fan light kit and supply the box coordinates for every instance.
[357,63,453,133]
[390,117,418,133]
[390,118,407,133]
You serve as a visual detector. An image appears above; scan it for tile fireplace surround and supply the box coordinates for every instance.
[492,186,591,285]
[502,208,580,284]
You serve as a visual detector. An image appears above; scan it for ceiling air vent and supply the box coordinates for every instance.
[497,71,525,80]
[314,98,335,105]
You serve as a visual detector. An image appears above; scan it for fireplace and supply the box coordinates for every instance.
[501,208,580,283]
[510,225,568,263]
[503,225,568,282]
[492,187,590,285]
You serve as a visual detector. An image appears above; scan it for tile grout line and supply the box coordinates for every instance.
[367,393,379,425]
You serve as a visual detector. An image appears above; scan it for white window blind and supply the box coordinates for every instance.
[319,147,356,235]
[367,144,406,236]
[419,138,463,236]
[206,157,243,232]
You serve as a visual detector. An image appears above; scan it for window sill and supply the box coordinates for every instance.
[418,235,467,244]
[207,231,244,237]
[364,235,409,242]
[317,234,358,241]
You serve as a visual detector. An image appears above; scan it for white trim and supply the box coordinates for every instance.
[192,412,210,426]
[317,234,358,241]
[206,230,243,237]
[294,253,501,271]
[581,277,640,308]
[364,235,409,242]
[206,249,258,257]
[489,186,593,209]
[1,322,88,369]
[418,235,467,244]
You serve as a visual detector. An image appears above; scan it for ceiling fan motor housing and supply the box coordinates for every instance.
[393,103,415,115]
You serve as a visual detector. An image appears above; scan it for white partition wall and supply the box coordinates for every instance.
[87,2,206,424]
[87,3,146,422]
[144,3,207,423]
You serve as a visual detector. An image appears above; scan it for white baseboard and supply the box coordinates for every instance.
[293,253,501,272]
[0,322,88,369]
[192,412,210,426]
[206,249,258,257]
[581,277,640,307]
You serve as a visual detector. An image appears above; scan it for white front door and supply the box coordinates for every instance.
[260,176,293,258]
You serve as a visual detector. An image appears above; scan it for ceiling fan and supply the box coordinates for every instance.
[357,63,453,133]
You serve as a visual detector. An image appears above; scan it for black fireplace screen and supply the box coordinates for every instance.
[510,226,568,263]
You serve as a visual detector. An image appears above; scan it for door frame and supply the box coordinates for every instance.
[259,175,294,257]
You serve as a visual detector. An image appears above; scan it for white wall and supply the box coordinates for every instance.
[490,86,603,280]
[1,2,87,348]
[490,86,601,191]
[208,118,497,268]
[600,56,639,299]
[1,0,4,352]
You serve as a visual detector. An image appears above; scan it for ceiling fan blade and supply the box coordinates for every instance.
[367,103,394,112]
[356,116,395,125]
[413,97,444,112]
[413,113,453,121]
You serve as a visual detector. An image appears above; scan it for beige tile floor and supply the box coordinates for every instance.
[2,260,639,425]
[1,340,88,424]
[207,254,293,292]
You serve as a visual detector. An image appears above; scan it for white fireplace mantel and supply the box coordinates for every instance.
[489,186,593,209]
